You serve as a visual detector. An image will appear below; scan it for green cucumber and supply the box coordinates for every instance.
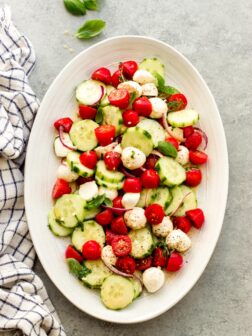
[69,120,98,151]
[81,259,112,288]
[100,85,114,106]
[129,228,154,259]
[167,109,199,127]
[102,105,123,135]
[155,156,186,187]
[84,207,101,219]
[96,160,125,183]
[121,126,154,156]
[152,187,172,211]
[130,276,142,299]
[139,58,165,79]
[48,208,73,237]
[138,118,165,147]
[76,79,106,106]
[165,185,197,216]
[95,175,123,190]
[67,151,94,177]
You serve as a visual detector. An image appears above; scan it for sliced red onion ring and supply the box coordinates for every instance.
[99,85,105,102]
[102,259,133,278]
[170,192,192,217]
[101,205,131,214]
[139,166,146,172]
[194,127,208,150]
[151,150,164,158]
[60,158,67,166]
[162,112,185,142]
[120,167,138,178]
[58,126,76,151]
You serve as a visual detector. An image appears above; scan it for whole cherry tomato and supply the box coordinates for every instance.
[95,125,116,146]
[108,89,130,109]
[112,235,132,257]
[79,151,97,169]
[152,247,167,267]
[110,216,128,235]
[165,137,179,150]
[133,97,152,117]
[185,132,202,150]
[65,245,83,262]
[82,240,101,260]
[136,256,153,271]
[104,151,121,171]
[116,256,136,274]
[91,67,111,85]
[189,150,208,165]
[140,169,160,188]
[167,93,187,112]
[185,168,202,187]
[145,204,165,225]
[79,105,97,120]
[166,252,183,272]
[173,216,191,233]
[95,209,113,226]
[122,110,139,127]
[186,208,205,229]
[54,117,73,133]
[123,177,142,193]
[52,179,71,199]
[120,60,138,79]
[111,70,122,87]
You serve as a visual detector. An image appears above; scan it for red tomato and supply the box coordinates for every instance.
[166,252,183,272]
[95,125,116,146]
[116,256,136,274]
[165,137,179,150]
[79,105,97,120]
[186,208,205,229]
[52,179,71,199]
[106,229,119,245]
[112,235,132,257]
[112,196,124,215]
[122,110,139,127]
[167,93,187,112]
[183,126,194,138]
[54,117,73,133]
[76,176,93,185]
[132,97,152,117]
[185,168,202,187]
[104,151,121,171]
[145,204,165,225]
[145,154,159,170]
[111,216,128,235]
[65,245,83,262]
[152,247,167,267]
[79,151,97,169]
[140,169,160,188]
[185,132,202,150]
[91,67,111,85]
[173,216,191,233]
[82,240,101,260]
[120,60,138,79]
[189,150,208,165]
[95,209,113,226]
[108,89,130,109]
[111,70,122,87]
[123,177,142,193]
[136,256,153,271]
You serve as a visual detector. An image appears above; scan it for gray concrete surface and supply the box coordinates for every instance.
[5,0,252,335]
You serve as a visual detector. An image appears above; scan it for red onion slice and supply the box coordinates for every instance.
[170,192,192,217]
[58,126,76,151]
[101,205,131,214]
[103,259,133,278]
[151,150,164,158]
[139,166,146,172]
[194,127,208,150]
[120,167,138,178]
[162,112,185,142]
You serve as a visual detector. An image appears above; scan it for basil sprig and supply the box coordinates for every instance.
[155,72,179,97]
[76,19,106,39]
[85,194,106,210]
[67,258,91,278]
[64,0,86,15]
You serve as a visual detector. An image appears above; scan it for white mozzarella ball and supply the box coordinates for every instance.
[79,181,98,201]
[113,144,122,155]
[166,229,191,253]
[94,142,118,158]
[121,146,146,170]
[143,267,165,293]
[122,193,140,209]
[149,98,168,119]
[118,81,143,98]
[141,83,158,97]
[124,207,147,230]
[176,145,189,166]
[98,187,118,201]
[56,164,78,182]
[54,135,74,157]
[133,69,156,84]
[152,216,173,238]
[101,245,117,265]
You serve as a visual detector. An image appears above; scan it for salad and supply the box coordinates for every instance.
[48,58,208,310]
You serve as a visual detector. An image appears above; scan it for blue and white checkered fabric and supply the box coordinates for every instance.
[0,6,65,336]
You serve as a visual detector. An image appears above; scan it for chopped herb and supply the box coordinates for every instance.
[67,258,91,279]
[85,194,106,209]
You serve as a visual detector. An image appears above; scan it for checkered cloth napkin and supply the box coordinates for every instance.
[0,6,65,336]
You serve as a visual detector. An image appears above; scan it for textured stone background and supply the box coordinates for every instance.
[5,0,252,335]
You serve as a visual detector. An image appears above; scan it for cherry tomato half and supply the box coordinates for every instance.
[82,240,101,260]
[52,179,71,199]
[183,126,194,138]
[79,151,97,169]
[106,229,119,245]
[95,125,116,146]
[185,132,202,150]
[132,97,152,117]
[186,208,205,229]
[112,235,132,257]
[173,216,191,233]
[91,67,111,85]
[189,150,208,165]
[104,151,121,171]
[108,88,130,109]
[145,154,159,170]
[65,245,83,262]
[185,168,202,187]
[112,196,124,215]
[145,203,165,225]
[95,209,113,226]
[152,247,167,267]
[54,117,73,133]
[122,110,139,127]
[120,60,138,79]
[111,216,128,235]
[116,256,136,274]
[166,252,183,272]
[123,177,142,193]
[167,93,187,112]
[140,169,160,189]
[111,70,122,87]
[79,105,97,120]
[165,137,179,150]
[136,256,153,271]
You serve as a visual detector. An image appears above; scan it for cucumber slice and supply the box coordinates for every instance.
[67,151,94,177]
[72,220,105,251]
[95,175,123,190]
[152,187,172,211]
[54,194,86,228]
[129,228,154,259]
[48,208,73,236]
[96,160,125,183]
[139,58,165,78]
[76,80,106,106]
[69,120,98,151]
[84,207,101,220]
[138,118,165,147]
[121,126,154,156]
[130,276,142,299]
[101,275,134,310]
[81,259,112,288]
[54,135,72,157]
[137,189,156,207]
[102,105,123,135]
[167,109,199,127]
[155,157,186,187]
[100,85,115,107]
[165,185,197,216]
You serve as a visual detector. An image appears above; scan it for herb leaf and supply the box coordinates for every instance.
[76,19,106,39]
[129,92,136,105]
[67,258,92,278]
[158,141,178,158]
[85,194,106,210]
[155,72,166,90]
[95,106,103,123]
[103,197,112,207]
[64,0,86,15]
[83,0,98,10]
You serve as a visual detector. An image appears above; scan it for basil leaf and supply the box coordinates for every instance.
[76,19,106,39]
[67,258,91,279]
[155,72,165,90]
[83,0,98,10]
[95,106,103,123]
[64,0,86,15]
[78,264,92,278]
[103,197,112,207]
[157,141,178,158]
[161,86,179,95]
[85,194,106,209]
[129,92,136,105]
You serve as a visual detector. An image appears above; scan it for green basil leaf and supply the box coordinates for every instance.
[83,0,98,10]
[154,72,165,90]
[161,86,179,95]
[129,92,136,105]
[157,141,178,158]
[64,0,86,15]
[103,197,112,207]
[85,194,106,210]
[76,19,106,39]
[78,264,92,278]
[67,258,91,278]
[95,106,103,123]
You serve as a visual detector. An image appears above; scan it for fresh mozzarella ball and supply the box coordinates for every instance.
[124,207,147,229]
[152,216,173,237]
[118,81,143,98]
[166,229,191,253]
[54,135,74,157]
[133,69,156,84]
[122,193,140,209]
[176,145,189,166]
[57,164,78,182]
[101,245,117,265]
[141,83,158,97]
[79,181,98,201]
[113,144,122,155]
[94,142,118,158]
[149,98,168,119]
[121,146,146,170]
[98,187,118,201]
[143,267,165,293]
